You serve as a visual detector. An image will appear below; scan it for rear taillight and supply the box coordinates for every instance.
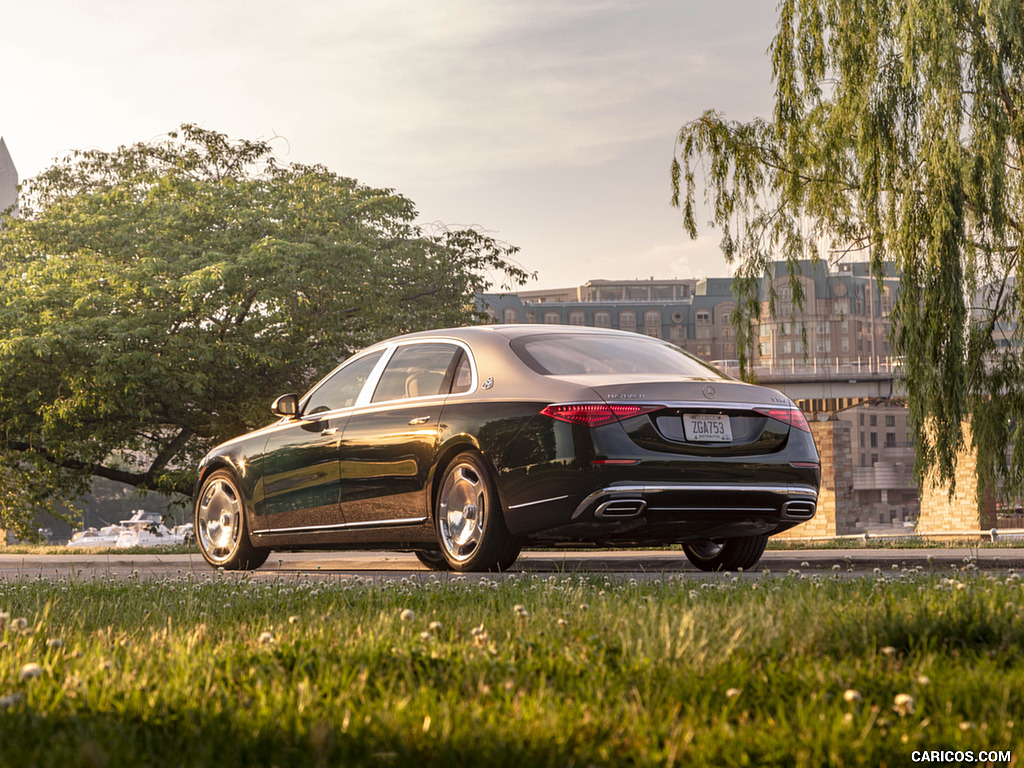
[754,407,811,432]
[541,403,660,427]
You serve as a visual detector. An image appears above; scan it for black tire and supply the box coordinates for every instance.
[434,451,520,572]
[414,549,450,571]
[682,535,768,572]
[194,469,269,571]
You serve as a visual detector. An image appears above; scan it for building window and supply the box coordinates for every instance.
[644,310,661,327]
[870,432,878,447]
[696,310,711,324]
[503,308,518,324]
[842,338,850,353]
[697,343,712,357]
[783,340,792,354]
[526,311,536,323]
[594,311,611,328]
[870,415,877,427]
[816,339,831,353]
[885,415,896,427]
[619,311,636,329]
[885,432,896,447]
[860,433,865,447]
[544,312,561,324]
[569,311,584,326]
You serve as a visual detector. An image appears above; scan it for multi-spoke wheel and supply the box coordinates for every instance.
[435,452,520,572]
[195,469,268,570]
[682,535,768,572]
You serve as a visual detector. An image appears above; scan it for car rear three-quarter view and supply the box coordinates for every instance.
[193,325,820,573]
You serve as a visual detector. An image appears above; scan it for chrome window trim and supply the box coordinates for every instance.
[362,338,479,408]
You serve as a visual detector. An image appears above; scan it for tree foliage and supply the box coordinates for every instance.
[0,125,529,523]
[673,0,1024,500]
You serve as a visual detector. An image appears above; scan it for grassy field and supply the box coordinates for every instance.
[1,567,1022,767]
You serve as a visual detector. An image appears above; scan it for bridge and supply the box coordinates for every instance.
[714,356,904,412]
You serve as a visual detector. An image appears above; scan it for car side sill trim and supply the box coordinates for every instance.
[253,516,428,537]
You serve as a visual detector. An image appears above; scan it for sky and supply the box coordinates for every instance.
[0,0,779,290]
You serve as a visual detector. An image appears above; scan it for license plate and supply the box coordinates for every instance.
[683,413,732,442]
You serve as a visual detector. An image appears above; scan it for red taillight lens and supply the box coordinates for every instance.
[754,407,811,432]
[541,403,660,427]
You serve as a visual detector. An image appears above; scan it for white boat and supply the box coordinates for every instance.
[66,524,123,548]
[115,510,190,548]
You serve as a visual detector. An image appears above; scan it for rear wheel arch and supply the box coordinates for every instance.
[430,437,487,517]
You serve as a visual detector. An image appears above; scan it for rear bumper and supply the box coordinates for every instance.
[571,482,818,522]
[508,481,818,544]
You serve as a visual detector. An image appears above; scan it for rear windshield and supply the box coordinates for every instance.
[510,334,725,377]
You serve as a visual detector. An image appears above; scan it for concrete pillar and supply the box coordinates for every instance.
[775,419,856,538]
[918,421,997,533]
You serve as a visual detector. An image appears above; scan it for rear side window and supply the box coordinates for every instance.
[511,334,723,378]
[371,343,461,403]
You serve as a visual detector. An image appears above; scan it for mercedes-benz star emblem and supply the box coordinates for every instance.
[702,385,717,399]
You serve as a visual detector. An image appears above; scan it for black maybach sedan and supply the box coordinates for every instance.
[193,325,821,572]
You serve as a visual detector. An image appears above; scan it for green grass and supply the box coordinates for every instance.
[767,537,1024,550]
[0,543,197,555]
[1,569,1022,766]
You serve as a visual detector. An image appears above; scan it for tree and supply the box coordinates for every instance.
[672,0,1024,502]
[0,125,529,528]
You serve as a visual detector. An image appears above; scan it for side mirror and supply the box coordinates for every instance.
[271,393,300,418]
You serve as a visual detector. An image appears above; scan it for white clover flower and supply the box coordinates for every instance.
[916,675,931,686]
[893,693,915,716]
[471,625,489,646]
[19,663,43,681]
[10,617,28,633]
[880,646,897,657]
[0,612,9,629]
[800,562,810,568]
[258,631,275,645]
[725,688,741,699]
[556,618,569,628]
[45,638,64,650]
[400,609,415,622]
[0,693,24,709]
[843,689,862,703]
[288,616,300,624]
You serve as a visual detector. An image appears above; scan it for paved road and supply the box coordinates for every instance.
[0,548,1019,582]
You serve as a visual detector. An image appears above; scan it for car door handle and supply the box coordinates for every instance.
[320,427,339,436]
[408,416,431,425]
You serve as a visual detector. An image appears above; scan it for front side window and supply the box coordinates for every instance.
[304,350,385,415]
[371,343,461,403]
